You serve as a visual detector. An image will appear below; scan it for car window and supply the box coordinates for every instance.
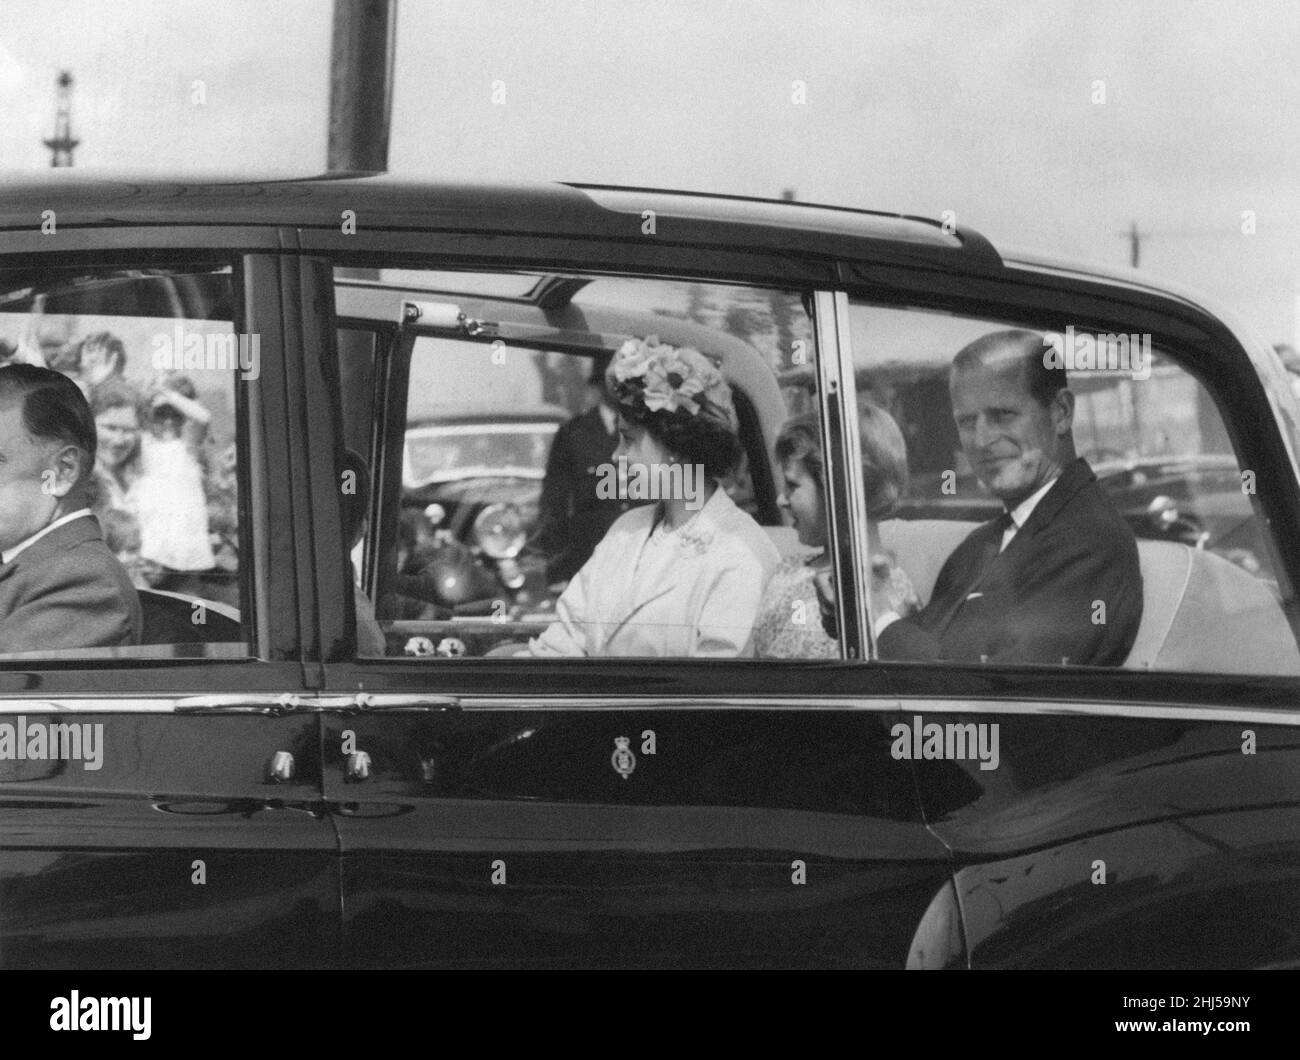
[850,299,1300,675]
[0,266,249,660]
[336,270,839,661]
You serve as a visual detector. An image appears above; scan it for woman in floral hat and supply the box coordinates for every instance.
[527,335,781,657]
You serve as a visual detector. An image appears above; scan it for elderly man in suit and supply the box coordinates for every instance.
[0,364,142,653]
[872,330,1143,666]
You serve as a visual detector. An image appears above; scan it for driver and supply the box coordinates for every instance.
[0,365,142,652]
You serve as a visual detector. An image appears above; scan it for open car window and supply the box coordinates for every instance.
[849,299,1300,676]
[0,266,250,660]
[336,270,841,661]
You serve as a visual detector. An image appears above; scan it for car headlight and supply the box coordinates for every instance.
[473,503,525,559]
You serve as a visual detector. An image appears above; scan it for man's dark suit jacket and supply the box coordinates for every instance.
[534,405,640,583]
[0,514,142,654]
[879,458,1143,666]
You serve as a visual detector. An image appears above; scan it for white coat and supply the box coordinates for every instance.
[528,487,780,658]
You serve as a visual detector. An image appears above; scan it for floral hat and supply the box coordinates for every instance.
[606,335,736,429]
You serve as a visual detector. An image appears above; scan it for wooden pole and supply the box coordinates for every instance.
[327,0,397,172]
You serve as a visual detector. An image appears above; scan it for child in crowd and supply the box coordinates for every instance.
[133,373,216,573]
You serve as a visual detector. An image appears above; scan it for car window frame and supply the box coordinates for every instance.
[840,269,1300,691]
[0,238,310,693]
[304,237,1300,706]
[306,254,893,684]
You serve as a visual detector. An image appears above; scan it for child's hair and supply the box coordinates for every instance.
[165,374,198,400]
[100,507,141,555]
[775,404,909,518]
[150,374,200,435]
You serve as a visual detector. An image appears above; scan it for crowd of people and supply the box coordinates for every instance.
[522,329,1144,664]
[1,325,238,596]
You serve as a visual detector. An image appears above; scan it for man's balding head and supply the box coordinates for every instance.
[951,329,1068,407]
[0,365,98,551]
[949,330,1076,506]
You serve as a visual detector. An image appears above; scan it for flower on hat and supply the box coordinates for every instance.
[609,335,725,417]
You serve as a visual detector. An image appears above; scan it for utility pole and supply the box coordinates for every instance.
[43,70,80,167]
[327,0,397,172]
[1127,220,1142,268]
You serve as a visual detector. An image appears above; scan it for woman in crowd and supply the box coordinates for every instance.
[753,405,919,658]
[527,335,780,657]
[88,379,151,586]
[77,331,129,393]
[90,378,144,509]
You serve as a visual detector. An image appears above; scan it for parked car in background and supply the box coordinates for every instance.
[0,173,1296,969]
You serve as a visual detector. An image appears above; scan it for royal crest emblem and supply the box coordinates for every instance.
[611,736,636,780]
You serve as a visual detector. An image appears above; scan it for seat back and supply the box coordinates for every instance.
[138,589,242,646]
[878,519,975,605]
[876,518,1300,674]
[1126,543,1300,674]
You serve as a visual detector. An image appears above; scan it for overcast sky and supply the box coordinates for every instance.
[1,0,1297,342]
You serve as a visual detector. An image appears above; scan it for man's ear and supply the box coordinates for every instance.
[41,444,86,498]
[1050,388,1075,436]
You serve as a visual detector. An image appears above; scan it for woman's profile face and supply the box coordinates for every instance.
[778,456,826,548]
[613,414,673,472]
[95,405,141,471]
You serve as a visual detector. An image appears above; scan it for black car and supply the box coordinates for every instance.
[0,172,1297,969]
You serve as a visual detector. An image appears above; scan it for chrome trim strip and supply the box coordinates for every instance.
[442,696,1300,726]
[0,694,1294,726]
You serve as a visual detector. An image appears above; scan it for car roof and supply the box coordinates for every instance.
[0,170,1002,269]
[7,171,1291,469]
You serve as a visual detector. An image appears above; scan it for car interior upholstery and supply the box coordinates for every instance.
[878,519,1300,674]
[763,520,1300,672]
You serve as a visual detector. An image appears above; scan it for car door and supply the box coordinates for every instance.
[295,254,955,968]
[0,243,337,968]
[843,277,1300,969]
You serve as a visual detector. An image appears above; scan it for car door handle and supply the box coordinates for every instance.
[267,751,295,783]
[345,751,373,782]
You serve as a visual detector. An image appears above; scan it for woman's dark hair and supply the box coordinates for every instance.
[621,401,744,480]
[604,339,743,479]
[774,405,909,518]
[78,331,128,374]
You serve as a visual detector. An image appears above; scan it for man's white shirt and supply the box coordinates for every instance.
[1,508,94,565]
[999,473,1061,552]
[873,472,1062,639]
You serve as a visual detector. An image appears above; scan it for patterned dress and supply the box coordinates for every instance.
[753,555,918,659]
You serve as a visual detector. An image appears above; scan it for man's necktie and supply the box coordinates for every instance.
[980,510,1015,575]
